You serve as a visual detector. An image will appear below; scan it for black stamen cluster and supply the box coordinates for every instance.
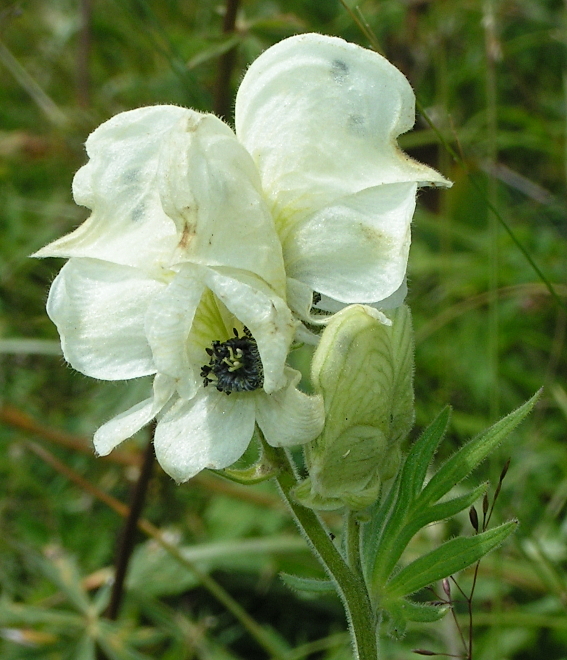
[200,327,264,395]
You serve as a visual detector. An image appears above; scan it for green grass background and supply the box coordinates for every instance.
[0,0,566,658]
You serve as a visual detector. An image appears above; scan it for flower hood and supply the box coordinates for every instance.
[235,33,451,314]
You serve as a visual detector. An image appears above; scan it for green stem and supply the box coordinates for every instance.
[264,443,378,660]
[346,510,363,576]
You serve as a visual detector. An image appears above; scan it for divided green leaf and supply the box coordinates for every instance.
[383,521,518,600]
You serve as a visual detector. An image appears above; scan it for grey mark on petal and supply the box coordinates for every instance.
[331,59,349,84]
[122,168,140,184]
[131,200,146,222]
[347,114,366,136]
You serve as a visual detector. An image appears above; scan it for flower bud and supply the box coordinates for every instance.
[293,304,414,510]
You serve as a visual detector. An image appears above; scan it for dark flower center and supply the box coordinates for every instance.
[200,327,263,395]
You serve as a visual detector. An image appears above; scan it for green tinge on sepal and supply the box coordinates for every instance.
[211,431,279,484]
[211,464,279,485]
[293,467,383,511]
[384,598,450,640]
[295,304,414,511]
[383,520,518,600]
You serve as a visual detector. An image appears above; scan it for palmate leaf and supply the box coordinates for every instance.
[383,521,517,600]
[377,483,489,581]
[96,620,154,660]
[405,406,451,501]
[363,407,451,584]
[366,392,539,608]
[73,634,96,660]
[362,399,451,577]
[0,599,82,631]
[384,598,450,640]
[417,391,541,508]
[36,552,92,615]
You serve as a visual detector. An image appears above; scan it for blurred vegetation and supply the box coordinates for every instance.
[0,0,566,658]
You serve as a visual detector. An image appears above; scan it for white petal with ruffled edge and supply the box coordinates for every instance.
[154,387,256,483]
[94,373,176,456]
[287,275,406,327]
[34,106,187,268]
[255,368,325,447]
[46,258,164,380]
[145,264,205,400]
[202,267,296,393]
[236,33,450,223]
[158,113,287,295]
[315,281,408,314]
[284,183,416,303]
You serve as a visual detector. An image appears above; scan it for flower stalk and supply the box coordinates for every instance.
[261,438,379,660]
[105,426,156,620]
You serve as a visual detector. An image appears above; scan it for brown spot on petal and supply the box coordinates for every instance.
[360,223,387,246]
[185,115,201,132]
[178,218,196,249]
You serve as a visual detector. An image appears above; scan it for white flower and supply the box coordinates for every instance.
[34,107,324,482]
[234,33,451,324]
[34,33,450,481]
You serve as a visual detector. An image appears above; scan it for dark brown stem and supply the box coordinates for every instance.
[213,0,240,120]
[105,428,156,620]
[77,0,92,108]
[25,440,285,659]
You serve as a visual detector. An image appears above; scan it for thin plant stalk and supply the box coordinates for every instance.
[263,441,379,660]
[214,0,240,119]
[77,0,92,107]
[483,0,500,422]
[105,427,156,620]
[24,440,288,660]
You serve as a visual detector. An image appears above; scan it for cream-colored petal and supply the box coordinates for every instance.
[154,387,256,483]
[203,267,296,394]
[283,183,416,304]
[369,280,408,311]
[158,112,287,295]
[145,264,205,400]
[46,258,163,380]
[316,279,408,314]
[34,106,188,268]
[255,368,324,447]
[236,33,450,229]
[93,374,176,456]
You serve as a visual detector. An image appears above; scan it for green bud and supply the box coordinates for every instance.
[293,304,414,511]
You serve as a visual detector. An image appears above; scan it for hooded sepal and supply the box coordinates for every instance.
[294,304,415,510]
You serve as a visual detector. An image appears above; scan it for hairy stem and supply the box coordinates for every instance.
[265,443,378,660]
[346,510,363,576]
